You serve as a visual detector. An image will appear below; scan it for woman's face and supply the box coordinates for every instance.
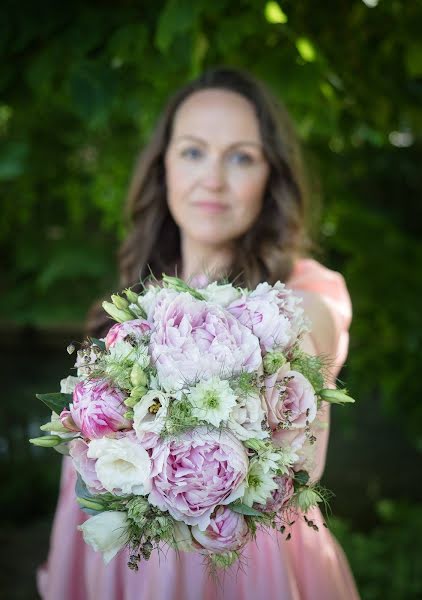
[164,89,270,249]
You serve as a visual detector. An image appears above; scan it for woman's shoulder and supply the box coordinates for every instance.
[287,256,352,333]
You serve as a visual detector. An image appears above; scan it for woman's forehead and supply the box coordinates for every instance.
[171,89,261,144]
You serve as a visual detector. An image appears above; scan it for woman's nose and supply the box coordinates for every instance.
[200,157,226,191]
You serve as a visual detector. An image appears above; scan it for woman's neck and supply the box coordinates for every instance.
[180,236,234,283]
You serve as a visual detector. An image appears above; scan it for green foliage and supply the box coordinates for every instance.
[36,392,72,413]
[330,501,422,600]
[1,0,421,448]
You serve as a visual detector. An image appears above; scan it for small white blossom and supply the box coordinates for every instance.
[242,458,278,506]
[78,511,129,564]
[187,377,237,428]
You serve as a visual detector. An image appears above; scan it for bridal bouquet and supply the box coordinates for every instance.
[30,275,354,571]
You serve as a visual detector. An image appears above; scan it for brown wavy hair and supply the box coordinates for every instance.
[88,66,315,337]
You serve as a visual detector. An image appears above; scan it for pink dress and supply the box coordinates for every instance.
[37,258,360,600]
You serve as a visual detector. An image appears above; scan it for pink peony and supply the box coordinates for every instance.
[264,364,317,431]
[191,506,249,553]
[69,438,105,494]
[149,428,248,530]
[64,379,131,439]
[150,292,261,391]
[228,282,307,353]
[256,472,295,513]
[105,319,152,350]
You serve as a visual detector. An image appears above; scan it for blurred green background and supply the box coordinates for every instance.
[1,1,421,598]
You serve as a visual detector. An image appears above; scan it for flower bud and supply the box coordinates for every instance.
[29,435,63,447]
[102,301,133,323]
[40,421,69,434]
[130,364,148,388]
[111,294,130,310]
[124,288,139,304]
[263,351,286,375]
[319,388,355,404]
[129,385,148,401]
[295,488,322,512]
[123,410,134,420]
[77,497,106,512]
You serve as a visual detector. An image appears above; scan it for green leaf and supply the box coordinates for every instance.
[155,0,199,53]
[229,502,264,517]
[294,470,310,486]
[36,392,72,413]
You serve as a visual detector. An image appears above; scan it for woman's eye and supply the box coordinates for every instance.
[230,152,254,165]
[181,147,203,160]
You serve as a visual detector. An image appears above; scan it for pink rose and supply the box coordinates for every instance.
[228,282,307,353]
[149,428,248,530]
[105,319,152,350]
[64,379,130,439]
[69,438,105,494]
[191,506,249,553]
[264,365,317,430]
[255,472,294,513]
[150,292,262,391]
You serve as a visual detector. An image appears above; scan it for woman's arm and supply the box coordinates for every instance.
[293,289,339,483]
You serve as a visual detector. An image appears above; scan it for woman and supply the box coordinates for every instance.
[38,67,360,599]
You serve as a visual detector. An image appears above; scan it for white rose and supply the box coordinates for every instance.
[87,435,152,495]
[228,391,269,441]
[60,375,80,394]
[78,511,129,564]
[133,390,170,436]
[200,282,241,307]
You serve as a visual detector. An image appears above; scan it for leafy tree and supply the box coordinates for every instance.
[1,0,421,444]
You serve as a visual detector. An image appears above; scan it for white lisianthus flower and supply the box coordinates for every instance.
[227,391,269,441]
[200,282,241,307]
[60,375,80,394]
[133,390,171,436]
[187,377,237,428]
[242,458,278,506]
[78,511,129,564]
[87,435,152,495]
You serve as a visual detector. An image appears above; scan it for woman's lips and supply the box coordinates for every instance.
[192,201,228,214]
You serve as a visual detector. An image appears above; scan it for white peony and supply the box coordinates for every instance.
[187,377,237,428]
[227,391,269,441]
[133,390,171,436]
[78,511,129,564]
[199,282,241,307]
[87,435,152,495]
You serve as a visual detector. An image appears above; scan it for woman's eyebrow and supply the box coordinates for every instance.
[173,134,263,150]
